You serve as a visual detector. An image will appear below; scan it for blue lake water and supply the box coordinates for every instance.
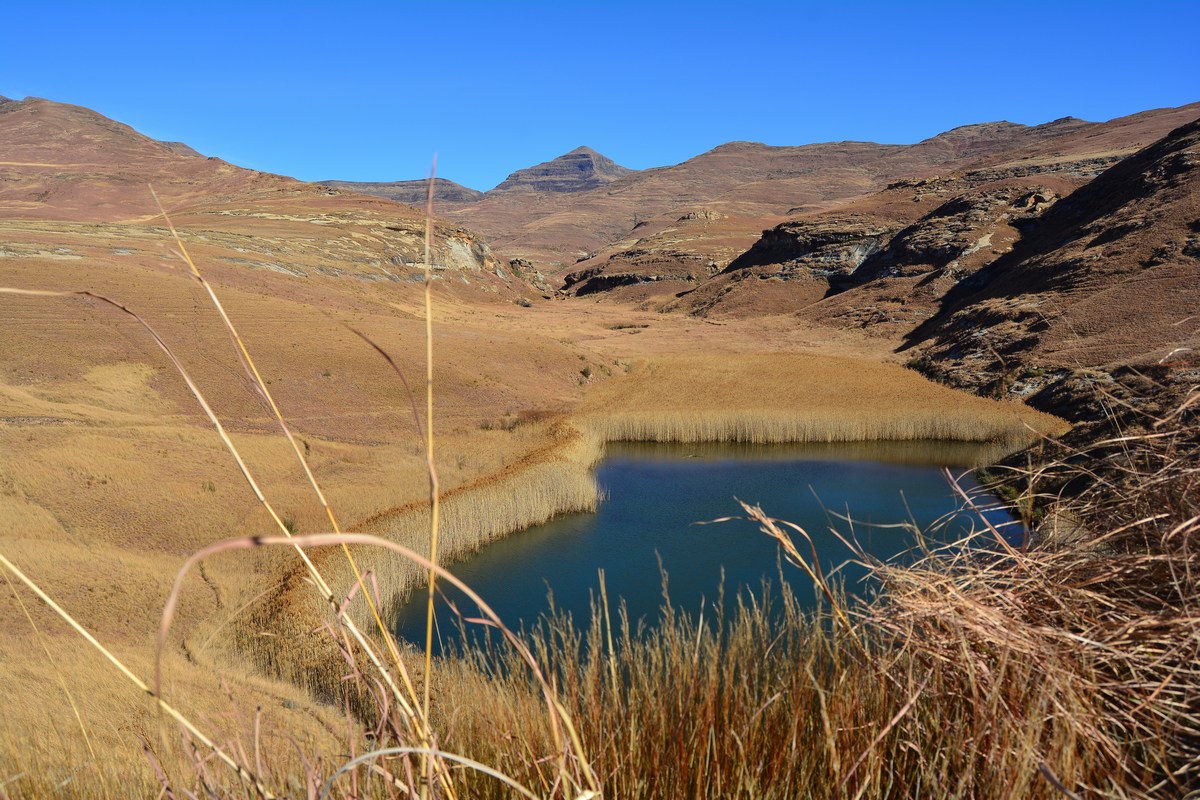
[394,440,1019,652]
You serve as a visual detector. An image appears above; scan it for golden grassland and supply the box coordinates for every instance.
[575,354,1069,444]
[0,225,1082,796]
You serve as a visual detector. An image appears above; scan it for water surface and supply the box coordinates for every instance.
[394,440,1017,652]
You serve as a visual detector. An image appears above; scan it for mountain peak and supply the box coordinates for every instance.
[491,146,635,194]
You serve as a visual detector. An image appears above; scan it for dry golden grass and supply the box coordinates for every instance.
[419,396,1199,798]
[0,213,1081,796]
[576,354,1069,444]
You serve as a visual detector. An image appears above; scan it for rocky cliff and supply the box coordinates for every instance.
[904,117,1200,423]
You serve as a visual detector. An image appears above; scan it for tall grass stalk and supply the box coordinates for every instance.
[147,195,447,776]
[420,163,444,798]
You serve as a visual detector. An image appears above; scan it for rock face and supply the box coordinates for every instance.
[562,249,719,298]
[320,177,484,206]
[724,217,895,282]
[905,117,1200,421]
[676,144,1135,321]
[490,146,635,194]
[848,184,1062,286]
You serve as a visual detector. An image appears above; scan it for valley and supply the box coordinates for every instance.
[0,92,1197,797]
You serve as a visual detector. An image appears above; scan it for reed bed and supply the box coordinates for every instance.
[576,355,1069,446]
[581,406,1044,445]
[242,422,605,701]
[424,392,1200,798]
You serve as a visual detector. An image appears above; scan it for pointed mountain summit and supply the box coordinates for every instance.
[491,146,635,194]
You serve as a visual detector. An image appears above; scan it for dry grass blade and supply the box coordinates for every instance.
[1,568,97,768]
[839,674,929,794]
[319,748,540,800]
[159,530,600,797]
[725,500,858,639]
[0,552,273,799]
[148,191,422,718]
[419,162,444,799]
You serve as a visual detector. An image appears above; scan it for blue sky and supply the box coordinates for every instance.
[3,1,1197,190]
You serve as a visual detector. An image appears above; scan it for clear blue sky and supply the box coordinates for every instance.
[3,1,1197,191]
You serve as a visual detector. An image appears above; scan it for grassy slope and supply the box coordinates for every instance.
[0,230,1066,793]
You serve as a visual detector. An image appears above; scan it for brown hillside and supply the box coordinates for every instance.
[442,106,1198,273]
[664,103,1199,320]
[903,116,1200,421]
[0,97,524,289]
[319,176,485,206]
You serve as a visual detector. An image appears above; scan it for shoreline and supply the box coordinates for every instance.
[241,359,1069,698]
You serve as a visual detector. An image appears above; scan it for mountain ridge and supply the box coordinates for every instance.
[489,145,635,194]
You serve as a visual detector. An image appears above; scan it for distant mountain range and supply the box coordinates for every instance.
[323,104,1200,275]
[3,93,1197,425]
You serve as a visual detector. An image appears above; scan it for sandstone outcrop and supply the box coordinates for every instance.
[562,248,719,299]
[724,216,895,282]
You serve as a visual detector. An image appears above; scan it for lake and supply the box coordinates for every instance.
[393,440,1019,653]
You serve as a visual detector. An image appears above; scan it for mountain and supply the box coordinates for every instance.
[0,97,516,288]
[319,147,633,220]
[0,96,281,222]
[319,177,484,206]
[439,106,1198,271]
[490,146,635,194]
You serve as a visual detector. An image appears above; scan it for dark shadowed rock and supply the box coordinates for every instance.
[490,146,635,194]
[724,217,896,282]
